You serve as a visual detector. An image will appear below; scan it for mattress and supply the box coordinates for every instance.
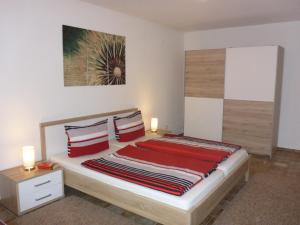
[50,145,225,211]
[218,149,249,176]
[110,135,249,176]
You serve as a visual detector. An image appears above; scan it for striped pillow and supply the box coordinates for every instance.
[114,110,145,142]
[65,119,109,157]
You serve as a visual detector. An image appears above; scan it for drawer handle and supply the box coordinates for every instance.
[35,194,52,202]
[34,180,51,187]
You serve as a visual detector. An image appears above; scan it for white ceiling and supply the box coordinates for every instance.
[82,0,300,31]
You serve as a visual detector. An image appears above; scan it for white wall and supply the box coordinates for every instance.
[184,21,300,150]
[0,0,184,170]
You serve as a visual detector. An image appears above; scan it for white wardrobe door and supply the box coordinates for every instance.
[225,46,278,101]
[184,97,223,141]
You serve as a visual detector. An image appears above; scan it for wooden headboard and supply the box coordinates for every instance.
[39,108,138,161]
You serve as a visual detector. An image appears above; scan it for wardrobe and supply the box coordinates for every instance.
[184,46,283,157]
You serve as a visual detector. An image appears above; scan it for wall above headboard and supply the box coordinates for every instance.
[0,0,184,170]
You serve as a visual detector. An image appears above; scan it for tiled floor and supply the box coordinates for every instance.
[0,149,299,225]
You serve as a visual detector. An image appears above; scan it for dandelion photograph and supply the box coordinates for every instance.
[63,25,126,86]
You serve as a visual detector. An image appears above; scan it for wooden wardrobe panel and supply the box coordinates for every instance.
[185,49,225,98]
[223,99,274,156]
[272,46,284,148]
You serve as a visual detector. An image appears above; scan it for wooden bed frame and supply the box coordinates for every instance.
[40,108,249,225]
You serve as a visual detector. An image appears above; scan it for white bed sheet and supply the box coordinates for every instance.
[50,145,225,211]
[110,136,249,176]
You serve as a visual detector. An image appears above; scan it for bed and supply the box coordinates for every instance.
[50,148,225,211]
[40,108,249,225]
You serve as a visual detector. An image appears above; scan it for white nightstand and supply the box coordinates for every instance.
[0,166,64,215]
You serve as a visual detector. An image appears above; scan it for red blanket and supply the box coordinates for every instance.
[117,144,217,175]
[135,139,230,163]
[82,145,217,196]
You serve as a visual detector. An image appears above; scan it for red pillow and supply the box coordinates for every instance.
[65,119,109,157]
[114,111,145,142]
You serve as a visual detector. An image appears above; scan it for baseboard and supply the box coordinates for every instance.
[276,147,300,152]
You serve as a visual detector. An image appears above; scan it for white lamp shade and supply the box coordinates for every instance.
[22,146,35,170]
[151,118,158,132]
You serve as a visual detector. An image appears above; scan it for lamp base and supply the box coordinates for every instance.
[24,166,36,172]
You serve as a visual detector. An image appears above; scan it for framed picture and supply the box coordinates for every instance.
[63,25,126,86]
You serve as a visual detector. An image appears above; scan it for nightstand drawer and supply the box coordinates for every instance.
[18,170,62,192]
[19,183,63,212]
